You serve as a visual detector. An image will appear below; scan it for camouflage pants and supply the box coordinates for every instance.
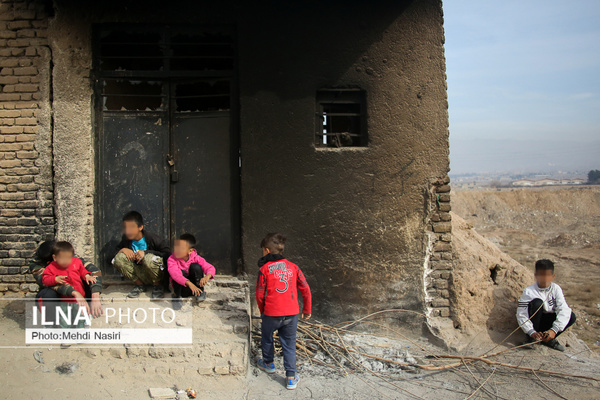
[113,252,163,285]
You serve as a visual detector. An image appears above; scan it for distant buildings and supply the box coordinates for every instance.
[512,178,584,187]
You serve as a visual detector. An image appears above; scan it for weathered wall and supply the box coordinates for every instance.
[0,0,53,294]
[0,0,452,329]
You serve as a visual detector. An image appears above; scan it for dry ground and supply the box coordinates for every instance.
[1,297,599,399]
[453,185,600,352]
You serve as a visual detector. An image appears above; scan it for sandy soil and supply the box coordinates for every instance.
[453,185,600,352]
[1,298,599,400]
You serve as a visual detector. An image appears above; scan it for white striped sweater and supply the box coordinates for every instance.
[516,282,572,336]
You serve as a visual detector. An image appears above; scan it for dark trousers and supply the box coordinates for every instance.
[36,284,92,327]
[172,263,205,297]
[261,314,299,377]
[528,298,576,337]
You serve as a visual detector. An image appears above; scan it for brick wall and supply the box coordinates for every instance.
[424,176,453,318]
[0,0,53,295]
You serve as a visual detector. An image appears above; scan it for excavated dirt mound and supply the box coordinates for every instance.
[450,212,533,336]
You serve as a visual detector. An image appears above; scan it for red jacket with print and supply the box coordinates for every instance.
[256,255,312,317]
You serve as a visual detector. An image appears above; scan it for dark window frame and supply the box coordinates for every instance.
[315,88,367,148]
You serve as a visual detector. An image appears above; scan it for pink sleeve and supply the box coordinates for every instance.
[195,255,216,279]
[167,256,189,286]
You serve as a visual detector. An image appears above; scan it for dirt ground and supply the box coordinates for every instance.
[453,185,600,353]
[1,298,599,400]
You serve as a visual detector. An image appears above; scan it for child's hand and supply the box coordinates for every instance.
[302,313,311,321]
[542,330,556,342]
[199,274,211,287]
[135,250,145,263]
[185,281,202,296]
[55,275,67,285]
[530,332,543,341]
[119,248,136,262]
[72,291,91,316]
[85,274,97,284]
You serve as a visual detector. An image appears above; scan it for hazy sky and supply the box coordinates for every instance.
[444,1,600,174]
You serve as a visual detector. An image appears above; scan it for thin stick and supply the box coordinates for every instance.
[464,367,495,400]
[461,360,506,400]
[431,355,600,381]
[532,370,569,400]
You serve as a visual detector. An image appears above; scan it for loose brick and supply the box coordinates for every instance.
[432,222,451,233]
[434,242,452,252]
[435,184,451,193]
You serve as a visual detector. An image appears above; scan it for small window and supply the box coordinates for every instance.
[316,88,366,148]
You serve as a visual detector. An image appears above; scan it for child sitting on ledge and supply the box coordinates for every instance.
[167,233,216,310]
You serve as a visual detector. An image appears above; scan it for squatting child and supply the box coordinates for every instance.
[113,211,171,299]
[167,233,216,309]
[517,259,576,352]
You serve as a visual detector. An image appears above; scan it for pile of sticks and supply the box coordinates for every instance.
[252,309,599,400]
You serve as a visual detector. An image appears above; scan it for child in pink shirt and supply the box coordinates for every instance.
[167,233,216,308]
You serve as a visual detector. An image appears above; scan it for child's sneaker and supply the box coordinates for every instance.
[257,358,275,374]
[286,374,300,390]
[544,339,565,352]
[172,295,183,311]
[127,285,145,298]
[522,335,536,349]
[151,285,164,299]
[195,291,206,303]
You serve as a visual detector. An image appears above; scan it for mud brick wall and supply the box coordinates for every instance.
[424,176,453,318]
[0,0,53,295]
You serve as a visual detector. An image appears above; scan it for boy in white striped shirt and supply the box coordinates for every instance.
[516,259,576,352]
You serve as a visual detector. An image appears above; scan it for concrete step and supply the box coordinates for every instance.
[80,276,250,376]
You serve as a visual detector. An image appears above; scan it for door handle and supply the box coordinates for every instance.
[170,171,179,183]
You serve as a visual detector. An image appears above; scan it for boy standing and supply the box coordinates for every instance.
[255,233,312,390]
[113,211,170,299]
[517,259,576,351]
[167,233,216,309]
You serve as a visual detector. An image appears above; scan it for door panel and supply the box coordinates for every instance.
[98,114,169,275]
[171,114,237,273]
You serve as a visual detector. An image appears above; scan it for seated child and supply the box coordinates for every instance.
[256,233,312,390]
[517,259,576,352]
[41,241,97,329]
[113,210,170,299]
[167,233,216,309]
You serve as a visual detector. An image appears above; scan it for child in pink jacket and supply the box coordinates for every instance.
[167,233,216,308]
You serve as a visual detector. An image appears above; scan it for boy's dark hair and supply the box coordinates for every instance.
[123,210,144,227]
[260,233,286,254]
[179,233,196,247]
[52,241,74,256]
[36,240,56,264]
[535,259,555,272]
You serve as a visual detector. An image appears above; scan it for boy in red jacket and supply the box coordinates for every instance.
[42,241,96,328]
[256,233,311,390]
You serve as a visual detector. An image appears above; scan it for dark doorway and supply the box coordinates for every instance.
[94,25,240,277]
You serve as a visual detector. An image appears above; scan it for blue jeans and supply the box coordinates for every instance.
[261,314,298,377]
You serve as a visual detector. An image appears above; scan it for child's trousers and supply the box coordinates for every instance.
[172,263,205,297]
[113,252,163,284]
[528,298,576,336]
[261,314,298,377]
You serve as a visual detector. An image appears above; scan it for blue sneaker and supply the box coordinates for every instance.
[257,358,276,374]
[286,374,300,390]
